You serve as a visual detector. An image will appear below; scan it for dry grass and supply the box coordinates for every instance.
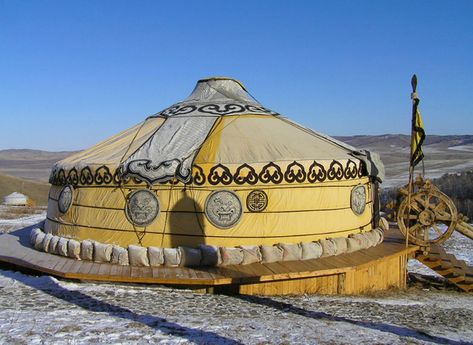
[0,172,49,206]
[0,205,45,219]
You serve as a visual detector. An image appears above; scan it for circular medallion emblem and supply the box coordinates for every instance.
[351,185,366,215]
[205,190,243,229]
[125,190,160,227]
[58,185,74,214]
[246,190,268,212]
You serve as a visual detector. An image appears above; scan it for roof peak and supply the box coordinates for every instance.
[184,77,255,105]
[197,77,247,91]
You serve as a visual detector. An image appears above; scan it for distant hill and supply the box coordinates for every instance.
[334,135,473,187]
[1,134,473,187]
[0,149,77,182]
[0,172,50,206]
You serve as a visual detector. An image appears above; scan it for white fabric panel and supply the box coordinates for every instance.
[121,116,218,184]
[184,78,257,104]
[119,78,280,184]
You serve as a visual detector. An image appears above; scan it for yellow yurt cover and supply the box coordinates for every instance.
[46,77,384,249]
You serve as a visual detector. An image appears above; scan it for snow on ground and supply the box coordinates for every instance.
[448,145,473,153]
[1,269,473,345]
[1,213,473,344]
[0,205,46,234]
[0,212,45,228]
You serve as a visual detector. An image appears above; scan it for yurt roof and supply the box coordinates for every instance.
[5,192,27,199]
[51,77,377,185]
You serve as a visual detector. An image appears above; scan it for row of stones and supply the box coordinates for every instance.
[30,220,388,267]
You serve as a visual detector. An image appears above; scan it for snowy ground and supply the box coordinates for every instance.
[1,212,473,344]
[0,205,46,234]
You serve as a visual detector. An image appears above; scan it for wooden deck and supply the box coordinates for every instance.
[0,226,419,295]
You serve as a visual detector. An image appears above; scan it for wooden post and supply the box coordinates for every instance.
[406,166,414,248]
[406,74,419,248]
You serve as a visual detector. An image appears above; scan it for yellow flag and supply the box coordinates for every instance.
[411,75,425,167]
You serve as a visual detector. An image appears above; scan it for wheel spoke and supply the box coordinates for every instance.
[435,213,453,221]
[408,223,422,234]
[424,226,429,242]
[424,194,432,208]
[434,202,446,213]
[410,201,423,213]
[432,224,443,237]
[413,195,425,208]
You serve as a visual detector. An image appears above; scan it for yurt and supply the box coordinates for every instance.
[35,77,386,267]
[3,192,28,206]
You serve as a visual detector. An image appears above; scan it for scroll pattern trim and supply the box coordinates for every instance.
[49,160,366,187]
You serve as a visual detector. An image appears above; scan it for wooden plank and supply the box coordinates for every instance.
[130,266,143,279]
[47,256,69,273]
[276,260,314,274]
[234,262,270,277]
[212,265,254,280]
[120,265,132,278]
[77,261,94,276]
[89,262,104,277]
[68,259,84,275]
[98,263,112,278]
[151,266,165,278]
[109,264,123,277]
[189,267,215,281]
[55,258,77,274]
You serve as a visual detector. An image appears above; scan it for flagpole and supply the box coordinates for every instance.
[406,75,418,248]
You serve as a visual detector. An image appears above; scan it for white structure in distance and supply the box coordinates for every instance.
[3,192,28,206]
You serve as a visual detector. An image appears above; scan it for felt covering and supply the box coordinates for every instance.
[301,241,323,260]
[278,243,303,261]
[379,217,390,232]
[148,246,164,266]
[179,246,202,267]
[199,244,221,266]
[94,242,113,263]
[42,233,54,253]
[111,245,129,266]
[163,248,182,267]
[80,240,94,261]
[48,235,60,254]
[33,231,46,250]
[330,237,348,255]
[57,237,69,257]
[219,247,244,266]
[67,240,81,259]
[320,239,337,257]
[260,245,284,263]
[128,245,150,266]
[239,245,263,265]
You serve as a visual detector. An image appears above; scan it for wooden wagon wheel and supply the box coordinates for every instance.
[397,184,458,246]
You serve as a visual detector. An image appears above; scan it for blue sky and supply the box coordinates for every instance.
[1,1,472,151]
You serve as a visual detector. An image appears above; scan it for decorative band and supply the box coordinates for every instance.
[49,159,367,187]
[154,102,279,117]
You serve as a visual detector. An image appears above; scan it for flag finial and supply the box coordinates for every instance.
[411,74,417,93]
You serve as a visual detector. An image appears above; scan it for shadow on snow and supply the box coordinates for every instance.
[0,269,242,345]
[232,294,472,345]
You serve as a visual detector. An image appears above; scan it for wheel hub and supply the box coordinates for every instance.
[419,209,435,226]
